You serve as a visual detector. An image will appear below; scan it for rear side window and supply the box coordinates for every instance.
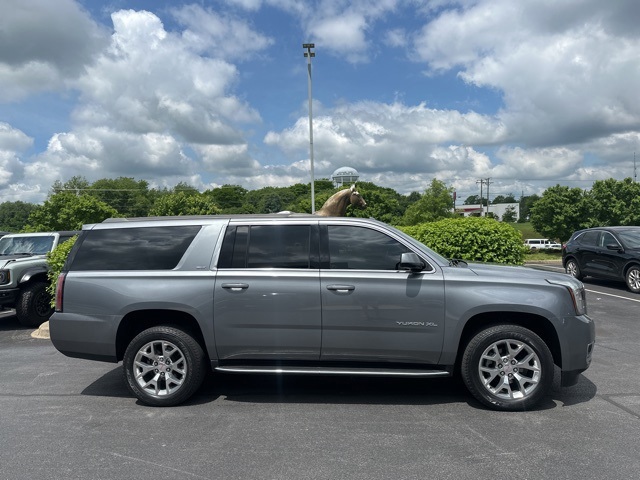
[69,226,201,271]
[218,225,312,269]
[577,231,599,246]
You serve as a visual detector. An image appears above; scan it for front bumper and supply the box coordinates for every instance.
[0,288,20,307]
[560,314,595,385]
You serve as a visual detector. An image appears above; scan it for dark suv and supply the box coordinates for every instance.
[50,215,595,411]
[562,226,640,293]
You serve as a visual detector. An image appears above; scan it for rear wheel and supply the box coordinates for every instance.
[625,266,640,293]
[15,281,54,327]
[461,325,553,411]
[565,258,583,281]
[123,326,207,406]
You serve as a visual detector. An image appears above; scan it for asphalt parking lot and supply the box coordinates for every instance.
[1,270,639,480]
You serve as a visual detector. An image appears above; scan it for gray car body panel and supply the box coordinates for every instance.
[50,215,595,381]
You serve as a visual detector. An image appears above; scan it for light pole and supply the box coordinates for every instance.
[303,43,316,213]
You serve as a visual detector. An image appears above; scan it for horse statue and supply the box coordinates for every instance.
[315,184,367,217]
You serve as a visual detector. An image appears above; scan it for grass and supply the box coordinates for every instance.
[524,250,563,262]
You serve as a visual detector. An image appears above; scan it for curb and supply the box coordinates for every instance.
[31,321,50,340]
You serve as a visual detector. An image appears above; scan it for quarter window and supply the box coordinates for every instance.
[70,226,201,271]
[578,231,599,247]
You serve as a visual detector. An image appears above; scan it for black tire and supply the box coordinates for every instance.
[461,325,553,411]
[15,281,54,328]
[123,326,207,407]
[625,265,640,293]
[565,258,583,281]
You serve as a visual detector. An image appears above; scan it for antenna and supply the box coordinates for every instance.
[635,152,637,183]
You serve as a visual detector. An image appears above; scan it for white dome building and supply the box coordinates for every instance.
[331,166,360,187]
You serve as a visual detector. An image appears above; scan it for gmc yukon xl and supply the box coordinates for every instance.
[50,215,595,410]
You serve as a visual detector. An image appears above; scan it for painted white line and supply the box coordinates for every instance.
[585,289,640,303]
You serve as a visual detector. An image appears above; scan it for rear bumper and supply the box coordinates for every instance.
[49,312,119,363]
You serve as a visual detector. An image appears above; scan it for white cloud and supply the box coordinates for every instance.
[172,5,275,60]
[413,0,640,146]
[0,0,108,101]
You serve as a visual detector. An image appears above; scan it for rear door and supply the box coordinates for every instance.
[576,230,601,276]
[213,222,322,360]
[319,223,445,364]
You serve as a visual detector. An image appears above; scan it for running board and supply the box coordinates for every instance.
[215,365,451,378]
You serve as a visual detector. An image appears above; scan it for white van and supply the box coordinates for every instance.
[524,238,561,250]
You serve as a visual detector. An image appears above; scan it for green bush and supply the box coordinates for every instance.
[46,236,77,306]
[399,217,527,265]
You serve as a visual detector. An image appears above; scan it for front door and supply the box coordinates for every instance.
[319,224,445,364]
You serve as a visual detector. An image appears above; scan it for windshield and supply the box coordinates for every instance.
[617,230,640,249]
[0,236,54,255]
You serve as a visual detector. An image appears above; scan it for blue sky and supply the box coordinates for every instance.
[1,0,639,204]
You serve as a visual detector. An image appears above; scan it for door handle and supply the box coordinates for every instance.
[221,283,249,291]
[326,284,355,292]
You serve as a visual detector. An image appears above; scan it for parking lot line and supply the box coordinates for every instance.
[586,289,640,303]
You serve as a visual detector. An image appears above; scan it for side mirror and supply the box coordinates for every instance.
[605,243,623,252]
[399,252,425,272]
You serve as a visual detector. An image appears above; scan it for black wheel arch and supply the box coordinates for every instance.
[115,309,209,363]
[623,261,640,278]
[455,312,562,372]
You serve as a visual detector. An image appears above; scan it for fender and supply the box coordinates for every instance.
[19,266,49,284]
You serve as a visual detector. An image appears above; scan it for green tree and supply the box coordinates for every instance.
[586,178,640,226]
[88,177,152,217]
[24,192,118,231]
[519,194,540,222]
[206,185,248,213]
[464,194,487,206]
[343,181,406,223]
[502,205,518,223]
[530,185,589,241]
[0,201,37,232]
[401,179,454,225]
[149,192,220,216]
[172,182,200,195]
[492,193,517,204]
[50,176,91,195]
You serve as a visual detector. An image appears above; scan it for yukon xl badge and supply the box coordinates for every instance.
[396,321,438,327]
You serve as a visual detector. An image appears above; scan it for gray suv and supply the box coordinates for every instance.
[50,215,595,410]
[0,231,78,326]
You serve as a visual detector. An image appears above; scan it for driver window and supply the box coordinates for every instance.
[327,226,411,270]
[599,232,618,248]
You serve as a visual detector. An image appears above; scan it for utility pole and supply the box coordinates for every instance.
[635,152,637,183]
[303,43,316,213]
[476,179,485,216]
[485,177,492,216]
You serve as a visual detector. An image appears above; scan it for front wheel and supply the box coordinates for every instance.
[123,326,207,406]
[461,325,553,411]
[625,266,640,293]
[15,281,54,327]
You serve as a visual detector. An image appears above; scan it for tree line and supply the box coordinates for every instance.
[0,176,638,240]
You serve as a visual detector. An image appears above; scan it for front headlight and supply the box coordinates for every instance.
[0,270,9,285]
[547,278,587,315]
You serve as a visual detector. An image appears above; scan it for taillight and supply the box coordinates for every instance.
[55,272,66,312]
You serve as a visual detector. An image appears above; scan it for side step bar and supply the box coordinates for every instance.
[215,365,451,378]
